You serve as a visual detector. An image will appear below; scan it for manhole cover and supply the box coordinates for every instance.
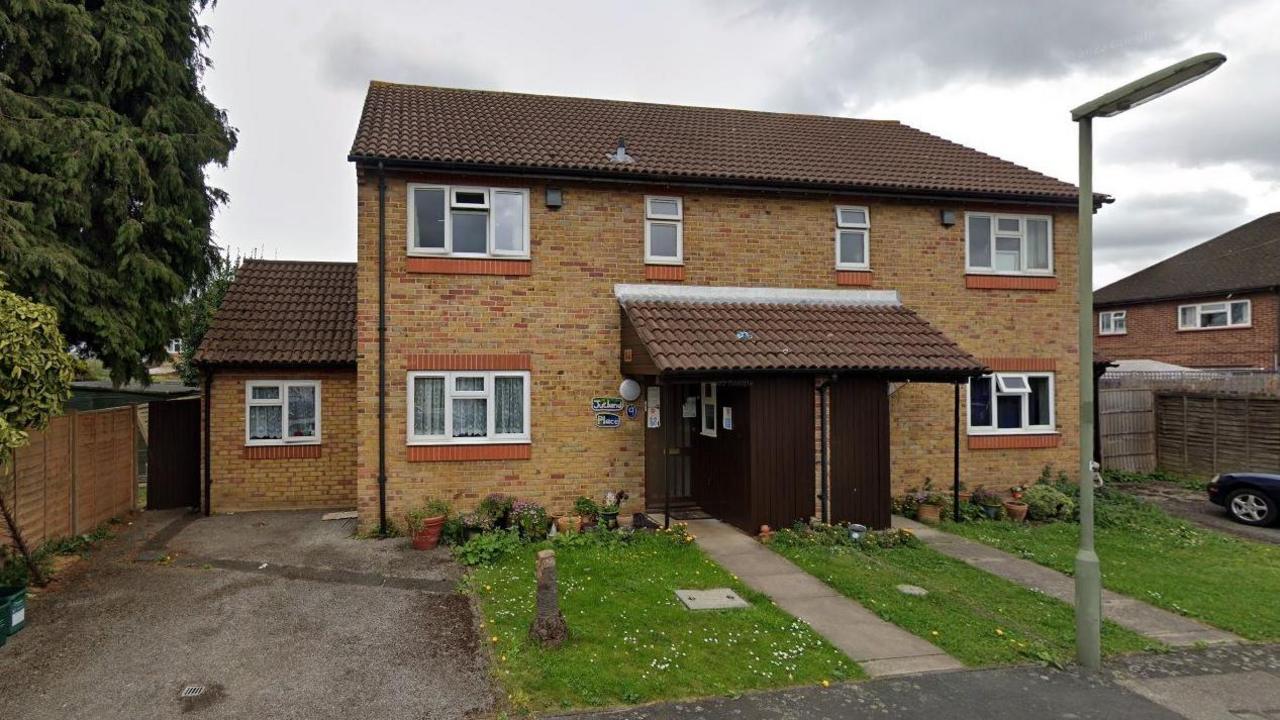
[675,588,749,610]
[180,685,206,699]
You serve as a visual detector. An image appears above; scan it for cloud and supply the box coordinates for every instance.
[1094,189,1251,271]
[749,0,1240,113]
[317,29,493,92]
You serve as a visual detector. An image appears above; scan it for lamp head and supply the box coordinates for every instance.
[1072,52,1225,121]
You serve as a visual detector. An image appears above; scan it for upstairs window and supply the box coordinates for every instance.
[966,213,1052,275]
[1099,310,1127,335]
[834,206,870,269]
[245,381,321,445]
[968,373,1054,434]
[408,184,529,258]
[1178,300,1250,330]
[645,196,683,265]
[408,371,530,444]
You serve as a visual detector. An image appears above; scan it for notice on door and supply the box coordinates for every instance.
[722,407,733,430]
[647,406,661,429]
[682,397,697,418]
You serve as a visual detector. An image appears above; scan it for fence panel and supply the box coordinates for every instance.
[1155,393,1280,477]
[1098,388,1156,472]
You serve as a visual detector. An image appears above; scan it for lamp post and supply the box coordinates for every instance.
[1070,52,1225,671]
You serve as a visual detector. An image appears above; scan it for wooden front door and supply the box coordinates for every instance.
[644,384,696,511]
[829,377,891,529]
[692,383,751,530]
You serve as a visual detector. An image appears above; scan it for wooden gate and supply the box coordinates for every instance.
[146,398,201,510]
[829,377,891,529]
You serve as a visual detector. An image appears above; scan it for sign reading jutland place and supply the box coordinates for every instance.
[591,396,624,413]
[595,413,622,429]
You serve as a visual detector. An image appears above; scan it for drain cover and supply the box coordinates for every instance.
[675,588,749,610]
[180,685,206,699]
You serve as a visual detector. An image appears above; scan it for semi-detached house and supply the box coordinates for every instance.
[195,83,1092,533]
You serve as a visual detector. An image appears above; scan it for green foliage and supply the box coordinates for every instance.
[0,279,76,452]
[478,493,514,527]
[572,496,599,519]
[455,528,523,566]
[0,1,237,384]
[405,499,450,532]
[770,522,921,551]
[1023,484,1075,522]
[0,519,116,586]
[175,252,241,385]
[511,499,549,540]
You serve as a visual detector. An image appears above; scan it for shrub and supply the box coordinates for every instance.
[1023,484,1075,522]
[769,522,920,551]
[478,493,514,527]
[405,499,451,533]
[972,486,1003,507]
[572,496,600,519]
[454,528,523,566]
[511,499,550,540]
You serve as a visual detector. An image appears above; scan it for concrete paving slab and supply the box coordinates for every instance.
[685,519,962,677]
[675,588,750,610]
[896,516,1242,647]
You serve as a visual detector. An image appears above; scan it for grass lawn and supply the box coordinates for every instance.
[773,537,1154,667]
[465,528,859,714]
[945,489,1280,642]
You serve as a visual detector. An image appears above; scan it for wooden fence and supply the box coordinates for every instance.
[1099,388,1157,472]
[1,407,137,549]
[1155,394,1280,477]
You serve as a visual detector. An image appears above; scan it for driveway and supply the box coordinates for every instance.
[0,510,492,719]
[1114,480,1280,545]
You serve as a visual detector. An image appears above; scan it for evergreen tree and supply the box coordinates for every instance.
[0,1,237,384]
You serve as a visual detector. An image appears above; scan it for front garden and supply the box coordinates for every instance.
[406,493,858,714]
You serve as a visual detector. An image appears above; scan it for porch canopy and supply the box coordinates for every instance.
[616,284,984,381]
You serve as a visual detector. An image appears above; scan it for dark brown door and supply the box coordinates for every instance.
[748,376,816,532]
[147,398,201,510]
[692,384,751,530]
[645,384,696,511]
[829,377,891,529]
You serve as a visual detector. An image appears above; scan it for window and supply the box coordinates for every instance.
[700,382,718,437]
[245,381,321,445]
[968,373,1054,434]
[1178,300,1250,330]
[834,205,870,269]
[407,371,530,444]
[966,213,1052,275]
[408,184,529,258]
[1099,310,1127,335]
[165,338,183,354]
[645,196,683,265]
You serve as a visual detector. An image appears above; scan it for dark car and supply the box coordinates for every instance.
[1208,473,1280,526]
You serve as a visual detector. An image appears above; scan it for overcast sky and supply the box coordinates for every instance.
[200,0,1280,289]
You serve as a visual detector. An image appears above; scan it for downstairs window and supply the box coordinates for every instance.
[408,371,530,444]
[245,381,321,445]
[968,373,1054,434]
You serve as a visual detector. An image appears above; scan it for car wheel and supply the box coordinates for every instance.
[1226,489,1278,527]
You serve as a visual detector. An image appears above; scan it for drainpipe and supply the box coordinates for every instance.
[817,376,834,524]
[203,371,213,516]
[953,382,961,523]
[377,163,388,536]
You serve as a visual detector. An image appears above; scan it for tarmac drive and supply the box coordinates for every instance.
[0,510,493,720]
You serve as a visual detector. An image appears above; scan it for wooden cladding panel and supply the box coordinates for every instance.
[829,377,891,529]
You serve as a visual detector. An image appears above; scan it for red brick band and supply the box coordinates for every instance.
[835,270,873,287]
[965,275,1058,291]
[968,434,1061,450]
[407,444,532,462]
[979,357,1057,372]
[644,264,685,281]
[406,257,532,276]
[406,353,532,371]
[243,444,323,460]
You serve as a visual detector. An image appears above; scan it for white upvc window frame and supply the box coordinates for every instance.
[406,183,531,259]
[1099,310,1127,335]
[834,205,871,270]
[244,380,322,446]
[644,195,684,265]
[699,381,718,438]
[406,370,531,445]
[967,372,1056,436]
[964,212,1054,276]
[1177,299,1251,331]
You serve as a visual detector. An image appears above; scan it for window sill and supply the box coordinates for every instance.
[1098,332,1127,337]
[835,270,873,287]
[406,256,532,276]
[1177,325,1252,333]
[967,433,1060,450]
[965,274,1058,291]
[407,443,532,462]
[243,444,323,460]
[645,264,686,281]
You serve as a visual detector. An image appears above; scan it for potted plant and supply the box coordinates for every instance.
[511,499,550,540]
[973,487,1004,520]
[599,489,629,529]
[1003,498,1029,522]
[555,513,583,534]
[458,511,495,541]
[407,499,451,550]
[478,493,514,529]
[956,480,972,505]
[915,492,944,525]
[1009,484,1027,501]
[573,496,600,530]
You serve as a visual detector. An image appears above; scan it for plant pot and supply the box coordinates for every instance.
[957,491,973,504]
[1003,501,1028,523]
[917,504,942,525]
[555,515,583,534]
[411,515,446,550]
[599,510,620,529]
[980,503,1002,520]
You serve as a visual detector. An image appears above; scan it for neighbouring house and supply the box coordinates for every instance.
[1095,213,1280,370]
[193,260,358,512]
[198,83,1093,532]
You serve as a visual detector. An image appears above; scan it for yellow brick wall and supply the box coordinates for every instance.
[209,367,358,512]
[355,170,1080,529]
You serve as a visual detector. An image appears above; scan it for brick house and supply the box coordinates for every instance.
[1095,213,1280,370]
[199,83,1091,532]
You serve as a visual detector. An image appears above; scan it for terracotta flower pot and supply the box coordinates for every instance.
[555,515,583,534]
[411,515,446,550]
[1003,501,1028,523]
[957,491,973,504]
[917,504,942,525]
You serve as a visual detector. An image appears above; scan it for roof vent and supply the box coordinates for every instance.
[606,137,634,164]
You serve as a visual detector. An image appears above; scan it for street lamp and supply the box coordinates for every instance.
[1071,52,1225,671]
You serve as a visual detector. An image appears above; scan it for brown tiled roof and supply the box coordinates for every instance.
[350,83,1079,203]
[617,286,983,377]
[1094,212,1280,306]
[194,259,356,367]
